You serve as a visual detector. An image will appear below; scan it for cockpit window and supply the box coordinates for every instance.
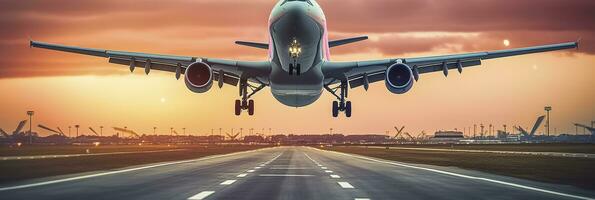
[282,0,313,6]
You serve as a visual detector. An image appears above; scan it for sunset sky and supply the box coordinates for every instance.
[0,0,593,137]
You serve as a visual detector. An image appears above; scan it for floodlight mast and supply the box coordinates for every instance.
[27,111,34,144]
[545,106,552,136]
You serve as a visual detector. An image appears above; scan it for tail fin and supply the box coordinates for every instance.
[529,115,546,136]
[14,120,28,135]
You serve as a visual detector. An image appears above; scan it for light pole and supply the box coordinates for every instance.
[27,111,34,144]
[545,106,552,136]
[100,126,104,136]
[473,124,477,138]
[183,128,186,135]
[489,124,493,138]
[153,127,157,135]
[75,125,80,138]
[480,124,484,139]
[330,128,333,135]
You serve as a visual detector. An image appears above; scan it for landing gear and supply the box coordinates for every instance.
[325,80,352,118]
[289,63,301,76]
[235,79,265,116]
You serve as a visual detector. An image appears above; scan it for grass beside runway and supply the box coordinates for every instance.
[0,144,179,156]
[0,145,269,184]
[323,146,595,190]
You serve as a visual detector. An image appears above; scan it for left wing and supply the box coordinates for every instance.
[30,41,271,86]
[323,41,579,89]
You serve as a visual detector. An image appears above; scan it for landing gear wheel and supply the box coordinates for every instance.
[345,101,352,118]
[289,63,294,75]
[234,100,241,116]
[332,101,339,117]
[248,100,255,116]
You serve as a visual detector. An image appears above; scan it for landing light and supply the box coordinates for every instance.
[16,142,22,147]
[93,142,100,147]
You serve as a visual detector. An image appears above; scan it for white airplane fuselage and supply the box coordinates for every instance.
[268,0,329,107]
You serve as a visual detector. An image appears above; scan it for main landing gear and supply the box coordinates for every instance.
[324,80,352,118]
[235,79,265,116]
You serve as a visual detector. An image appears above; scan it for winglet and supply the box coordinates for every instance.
[576,37,581,49]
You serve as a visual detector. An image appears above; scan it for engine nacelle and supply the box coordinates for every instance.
[385,63,414,94]
[184,61,213,93]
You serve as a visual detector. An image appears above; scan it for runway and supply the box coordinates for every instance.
[0,147,593,200]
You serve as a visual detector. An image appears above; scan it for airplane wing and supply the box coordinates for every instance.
[322,41,579,89]
[30,41,271,87]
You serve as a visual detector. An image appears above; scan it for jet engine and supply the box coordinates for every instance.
[184,61,213,93]
[385,63,414,94]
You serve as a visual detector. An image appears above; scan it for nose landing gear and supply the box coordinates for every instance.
[325,80,352,118]
[289,63,301,76]
[288,38,302,76]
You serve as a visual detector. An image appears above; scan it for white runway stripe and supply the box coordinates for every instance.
[259,174,314,177]
[354,198,371,200]
[247,170,255,173]
[330,174,341,178]
[338,182,355,189]
[237,173,248,178]
[188,191,215,200]
[321,167,328,169]
[220,180,237,185]
[324,170,333,173]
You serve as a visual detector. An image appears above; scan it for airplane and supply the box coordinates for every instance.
[88,127,100,136]
[113,127,140,138]
[0,120,28,141]
[574,123,595,135]
[515,115,545,139]
[392,126,405,140]
[29,0,579,117]
[37,124,67,137]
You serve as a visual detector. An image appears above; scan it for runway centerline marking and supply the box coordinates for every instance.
[330,174,341,179]
[258,174,314,177]
[247,170,255,173]
[325,170,333,173]
[321,167,328,169]
[0,147,278,191]
[269,167,311,170]
[220,180,237,185]
[314,147,594,200]
[354,198,371,200]
[188,191,215,200]
[338,182,355,189]
[237,173,248,178]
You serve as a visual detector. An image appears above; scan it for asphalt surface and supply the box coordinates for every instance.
[361,146,595,159]
[0,146,594,200]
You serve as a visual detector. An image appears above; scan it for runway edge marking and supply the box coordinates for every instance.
[311,147,594,200]
[0,147,278,191]
[187,191,215,200]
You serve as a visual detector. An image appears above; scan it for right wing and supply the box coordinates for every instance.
[30,41,271,86]
[323,41,578,89]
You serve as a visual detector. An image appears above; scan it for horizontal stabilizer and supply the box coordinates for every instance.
[0,129,9,138]
[235,41,269,49]
[329,36,368,48]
